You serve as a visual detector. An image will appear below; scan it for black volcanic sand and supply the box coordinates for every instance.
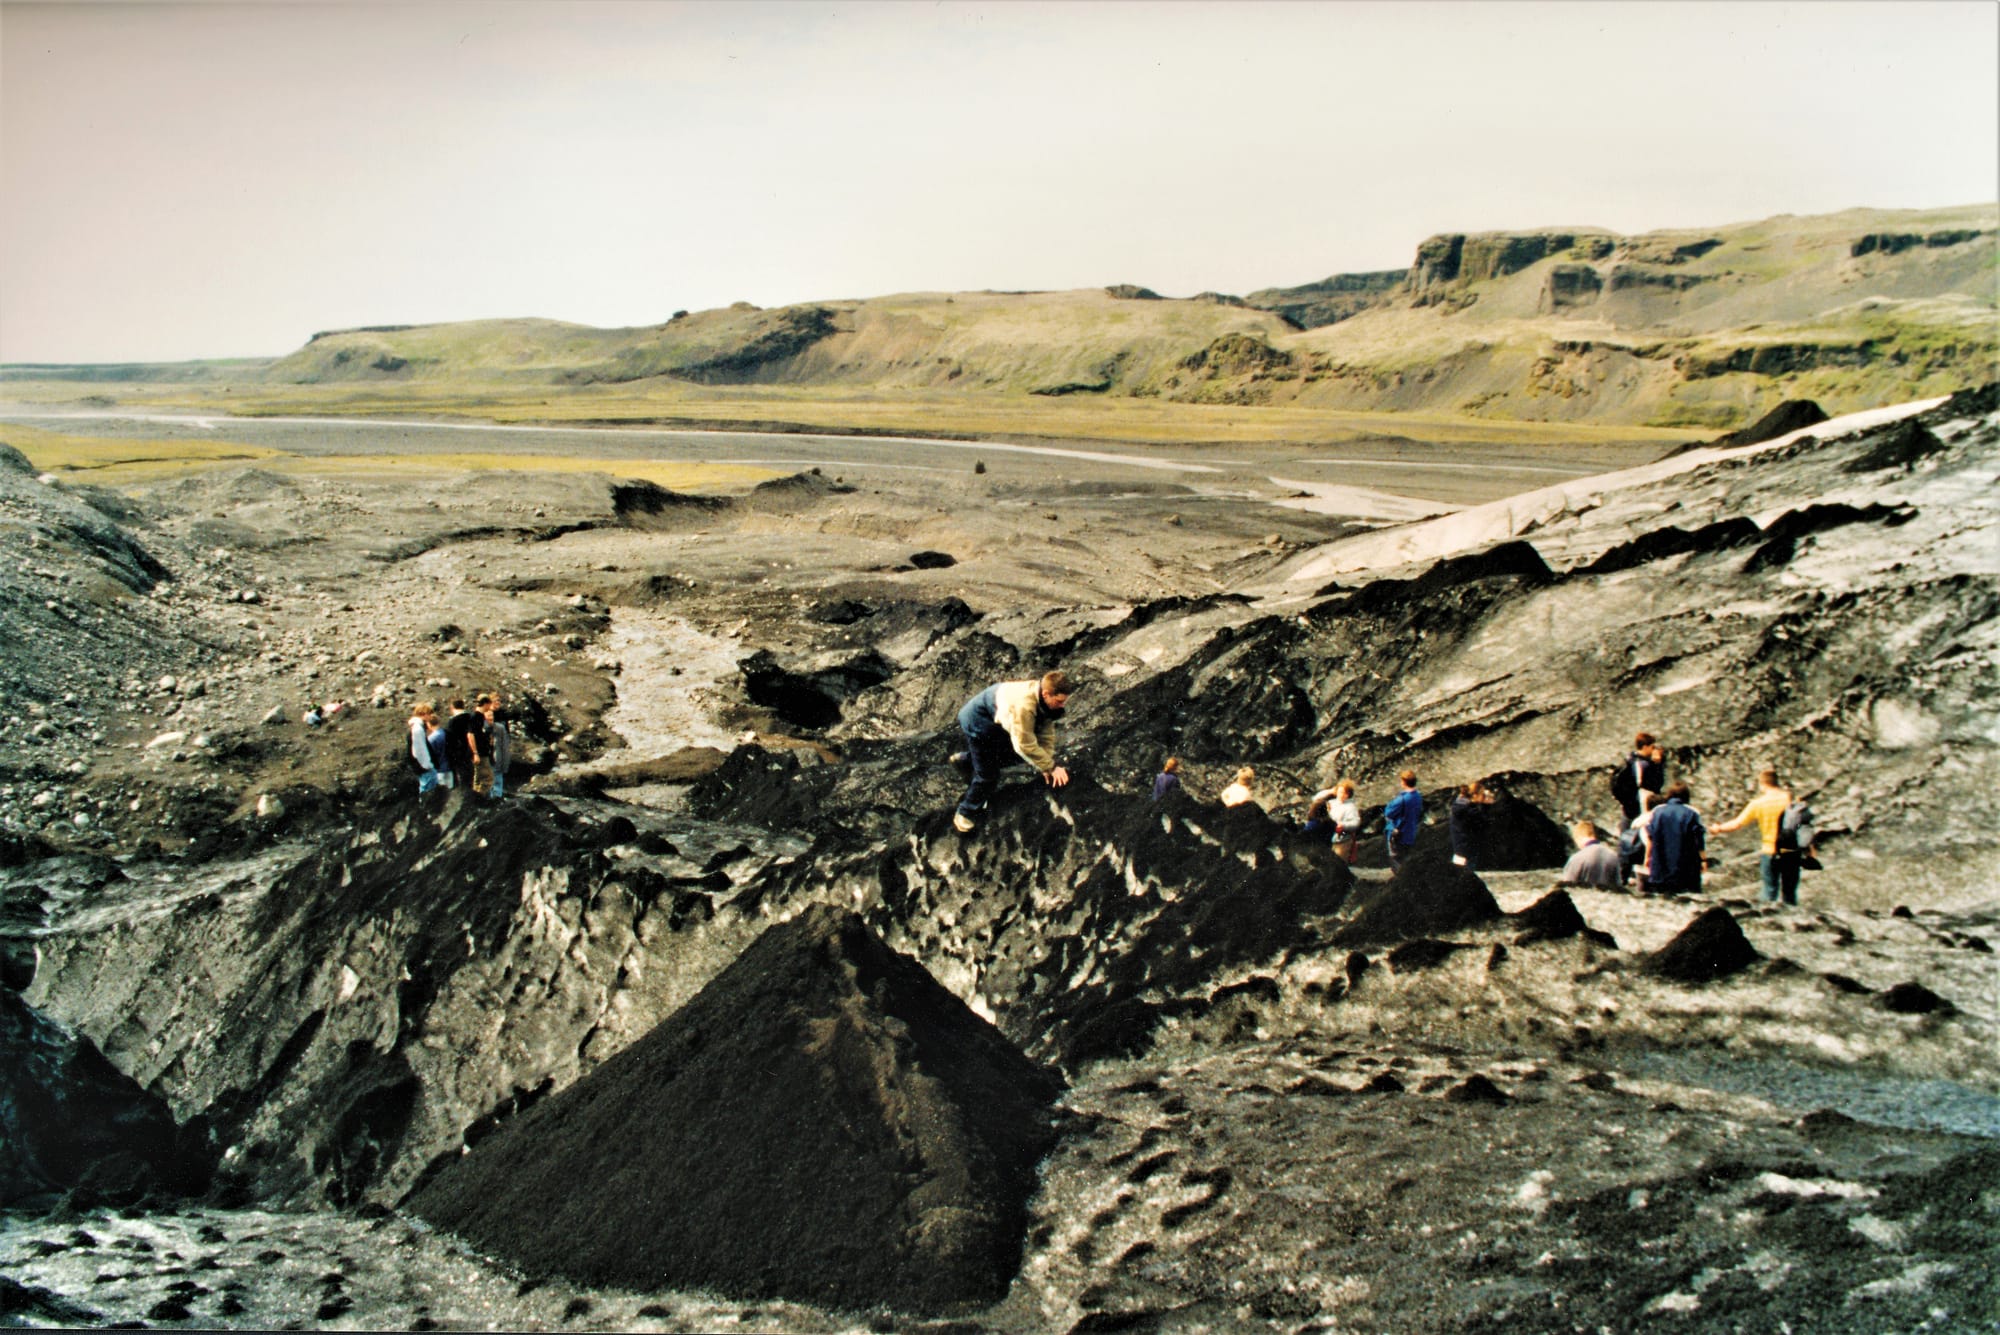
[411,904,1063,1314]
[1,394,1997,1332]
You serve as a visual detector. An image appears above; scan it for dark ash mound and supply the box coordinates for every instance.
[1680,398,1828,455]
[1334,852,1502,949]
[1880,981,1954,1015]
[1431,790,1572,871]
[610,480,730,527]
[1841,418,1947,474]
[411,904,1063,1315]
[738,648,897,731]
[1510,889,1615,948]
[1583,516,1763,575]
[1642,907,1763,983]
[1328,539,1550,604]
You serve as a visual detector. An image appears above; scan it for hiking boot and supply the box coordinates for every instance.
[952,812,976,834]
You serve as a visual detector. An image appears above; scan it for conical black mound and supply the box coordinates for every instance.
[1333,850,1502,949]
[1643,906,1763,983]
[1716,399,1828,448]
[1510,889,1593,945]
[409,904,1063,1314]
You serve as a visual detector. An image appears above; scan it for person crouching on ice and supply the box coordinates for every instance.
[952,670,1073,833]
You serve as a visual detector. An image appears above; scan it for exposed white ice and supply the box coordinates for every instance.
[1266,478,1464,522]
[1281,397,1951,582]
[1754,1172,1877,1200]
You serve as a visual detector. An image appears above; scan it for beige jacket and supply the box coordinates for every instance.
[992,679,1060,773]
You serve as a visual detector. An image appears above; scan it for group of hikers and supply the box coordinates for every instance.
[950,675,1818,907]
[405,695,512,798]
[391,666,1816,908]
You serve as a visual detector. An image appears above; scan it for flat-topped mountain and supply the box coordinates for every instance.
[246,204,1996,428]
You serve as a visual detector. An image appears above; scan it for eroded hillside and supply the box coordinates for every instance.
[237,204,1999,430]
[1,390,1996,1331]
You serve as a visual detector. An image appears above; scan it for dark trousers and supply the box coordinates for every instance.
[956,723,1017,818]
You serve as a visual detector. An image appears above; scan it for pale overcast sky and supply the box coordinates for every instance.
[3,0,1995,363]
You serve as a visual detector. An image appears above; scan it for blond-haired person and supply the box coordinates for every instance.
[408,701,443,796]
[1709,768,1798,906]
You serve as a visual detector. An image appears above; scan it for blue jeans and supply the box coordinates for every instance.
[956,727,1018,818]
[418,769,442,795]
[489,770,505,798]
[1759,853,1800,905]
[954,706,1018,819]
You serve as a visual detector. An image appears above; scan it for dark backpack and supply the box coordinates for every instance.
[1777,800,1815,853]
[398,726,425,773]
[1609,761,1639,809]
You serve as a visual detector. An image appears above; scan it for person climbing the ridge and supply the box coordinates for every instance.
[1384,768,1422,871]
[1152,756,1182,802]
[1220,766,1258,808]
[951,670,1072,833]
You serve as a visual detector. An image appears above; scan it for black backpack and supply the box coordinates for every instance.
[1609,760,1639,809]
[398,726,426,773]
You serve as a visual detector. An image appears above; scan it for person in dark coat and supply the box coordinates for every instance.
[442,697,486,793]
[1612,732,1666,830]
[1643,781,1707,894]
[1152,756,1182,802]
[952,670,1072,833]
[1449,780,1496,870]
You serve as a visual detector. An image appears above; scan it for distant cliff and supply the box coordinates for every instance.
[230,203,2000,430]
[1243,269,1407,330]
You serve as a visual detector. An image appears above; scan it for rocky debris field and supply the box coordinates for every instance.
[0,452,652,860]
[1,389,1996,1331]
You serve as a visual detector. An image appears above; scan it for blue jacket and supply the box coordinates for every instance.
[1646,798,1706,889]
[1384,788,1422,850]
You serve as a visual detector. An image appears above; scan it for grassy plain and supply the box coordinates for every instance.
[2,422,282,484]
[2,421,775,491]
[106,380,1694,454]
